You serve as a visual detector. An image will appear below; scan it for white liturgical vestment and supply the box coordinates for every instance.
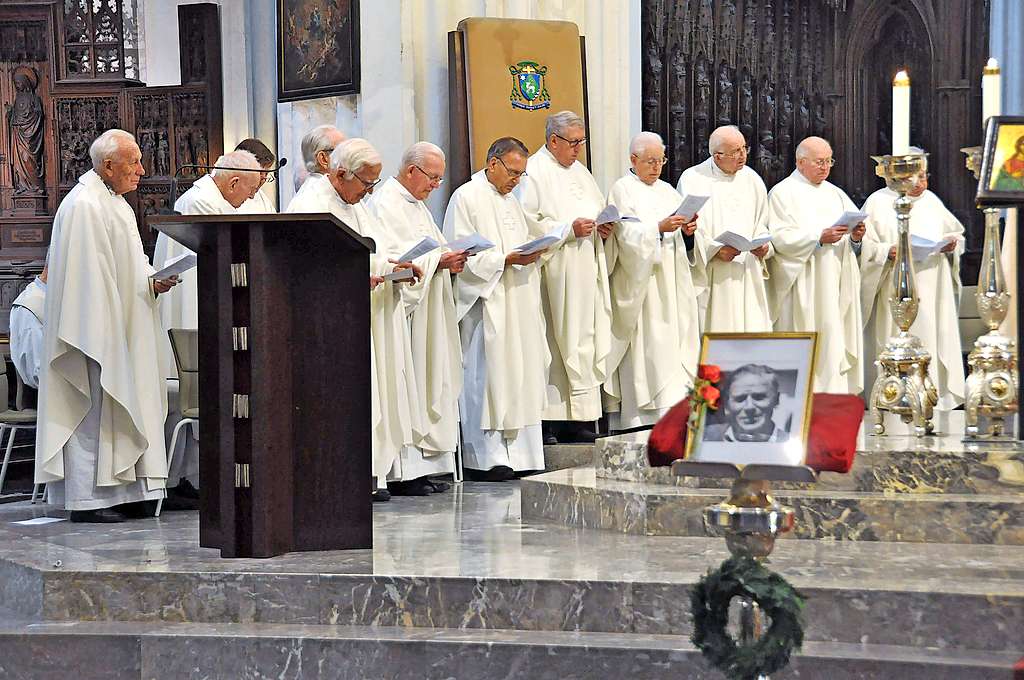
[767,171,864,394]
[861,188,965,410]
[372,177,459,480]
[10,277,46,389]
[516,146,611,422]
[239,187,275,214]
[287,174,419,482]
[36,170,168,510]
[444,170,548,472]
[677,157,772,332]
[604,171,706,429]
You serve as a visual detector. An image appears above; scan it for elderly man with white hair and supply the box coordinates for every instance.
[291,124,346,200]
[35,129,179,523]
[677,124,772,332]
[515,110,610,444]
[861,155,965,410]
[371,142,466,496]
[766,136,865,394]
[155,149,263,334]
[604,132,705,429]
[287,137,421,501]
[444,137,549,481]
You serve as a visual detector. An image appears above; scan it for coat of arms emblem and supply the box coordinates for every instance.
[509,61,551,111]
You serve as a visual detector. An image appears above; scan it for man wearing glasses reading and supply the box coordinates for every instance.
[372,142,466,496]
[287,138,422,502]
[516,111,611,444]
[766,136,865,395]
[236,137,279,214]
[677,124,773,333]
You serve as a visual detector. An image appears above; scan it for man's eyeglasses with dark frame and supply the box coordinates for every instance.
[554,133,587,148]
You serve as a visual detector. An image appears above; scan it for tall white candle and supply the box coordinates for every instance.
[892,70,911,155]
[983,57,1001,124]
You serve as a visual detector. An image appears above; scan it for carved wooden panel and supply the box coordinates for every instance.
[59,0,140,82]
[642,0,991,282]
[53,94,121,188]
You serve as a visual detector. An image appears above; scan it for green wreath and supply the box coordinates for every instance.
[690,556,806,680]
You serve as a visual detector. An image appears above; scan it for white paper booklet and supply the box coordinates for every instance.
[714,230,773,252]
[832,210,868,228]
[445,233,495,255]
[910,235,956,261]
[513,224,568,255]
[595,205,640,226]
[151,252,197,280]
[674,194,710,220]
[396,237,440,263]
[383,268,415,282]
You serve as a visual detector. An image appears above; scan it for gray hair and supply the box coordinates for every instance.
[89,129,136,171]
[708,125,744,154]
[329,138,381,178]
[485,137,529,162]
[545,110,584,140]
[211,150,261,178]
[795,136,831,161]
[400,141,445,169]
[725,364,781,400]
[629,131,665,156]
[301,124,343,173]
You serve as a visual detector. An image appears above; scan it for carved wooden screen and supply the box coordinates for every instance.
[642,0,991,281]
[58,0,140,81]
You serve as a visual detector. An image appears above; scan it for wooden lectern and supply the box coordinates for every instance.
[150,213,373,558]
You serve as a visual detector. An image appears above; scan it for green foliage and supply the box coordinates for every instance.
[690,556,806,680]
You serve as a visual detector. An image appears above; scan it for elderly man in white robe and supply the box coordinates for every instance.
[10,265,47,389]
[235,137,278,214]
[767,137,865,394]
[287,137,421,501]
[36,129,179,523]
[677,125,772,332]
[516,110,611,444]
[861,162,965,411]
[154,149,262,335]
[604,132,704,429]
[372,142,467,496]
[444,137,549,481]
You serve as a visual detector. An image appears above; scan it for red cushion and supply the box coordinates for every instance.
[647,393,864,474]
[1014,656,1024,680]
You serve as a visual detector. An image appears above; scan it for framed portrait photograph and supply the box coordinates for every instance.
[693,333,818,467]
[277,0,360,102]
[976,115,1024,205]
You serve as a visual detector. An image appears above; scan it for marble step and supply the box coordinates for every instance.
[2,553,1021,653]
[543,443,594,472]
[522,467,1024,545]
[0,619,1017,680]
[598,430,1024,496]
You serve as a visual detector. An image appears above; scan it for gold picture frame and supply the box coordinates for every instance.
[691,332,818,467]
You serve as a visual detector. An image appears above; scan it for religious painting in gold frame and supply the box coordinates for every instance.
[277,0,360,102]
[692,333,818,467]
[977,115,1024,205]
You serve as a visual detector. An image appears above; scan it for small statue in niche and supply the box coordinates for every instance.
[176,130,194,173]
[738,68,754,139]
[156,131,170,177]
[139,130,155,174]
[814,96,828,136]
[7,66,46,194]
[192,127,208,168]
[797,91,811,141]
[716,61,734,126]
[778,89,794,154]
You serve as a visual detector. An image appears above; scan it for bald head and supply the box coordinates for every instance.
[795,136,834,185]
[709,125,748,175]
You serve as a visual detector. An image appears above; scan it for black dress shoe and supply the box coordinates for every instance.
[465,465,515,482]
[563,426,598,443]
[160,494,199,512]
[543,433,559,445]
[69,508,125,523]
[372,489,391,502]
[115,500,158,519]
[170,479,200,500]
[425,478,450,493]
[387,479,434,496]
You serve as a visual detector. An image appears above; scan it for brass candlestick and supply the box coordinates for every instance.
[960,146,1018,439]
[867,153,938,437]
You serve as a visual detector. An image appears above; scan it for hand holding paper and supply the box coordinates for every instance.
[910,235,957,261]
[151,252,196,280]
[595,205,640,226]
[445,233,495,255]
[396,236,440,263]
[713,230,772,253]
[514,224,567,255]
[832,210,868,228]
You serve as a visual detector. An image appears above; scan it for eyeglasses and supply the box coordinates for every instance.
[554,133,587,148]
[495,156,527,179]
[807,158,836,169]
[634,155,668,167]
[353,172,382,191]
[714,145,750,160]
[413,164,444,186]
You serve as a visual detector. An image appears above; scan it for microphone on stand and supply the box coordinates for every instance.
[162,157,289,214]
